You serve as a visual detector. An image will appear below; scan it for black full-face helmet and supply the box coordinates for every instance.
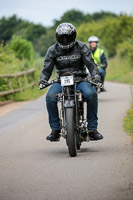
[56,23,76,49]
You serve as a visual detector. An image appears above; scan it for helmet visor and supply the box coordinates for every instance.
[57,34,75,45]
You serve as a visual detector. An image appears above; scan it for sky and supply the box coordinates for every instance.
[0,0,133,26]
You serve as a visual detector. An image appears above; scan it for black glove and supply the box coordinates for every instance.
[38,79,50,90]
[101,64,107,69]
[92,74,101,84]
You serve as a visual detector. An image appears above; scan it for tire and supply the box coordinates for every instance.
[65,108,77,157]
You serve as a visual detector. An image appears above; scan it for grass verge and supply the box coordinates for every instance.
[107,56,133,141]
[106,56,133,85]
[12,85,48,101]
[123,104,133,141]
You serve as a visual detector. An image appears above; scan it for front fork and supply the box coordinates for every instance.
[58,87,76,139]
[57,86,89,141]
[57,93,70,138]
[76,91,89,142]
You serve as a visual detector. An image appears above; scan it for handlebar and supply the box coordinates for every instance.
[38,78,102,90]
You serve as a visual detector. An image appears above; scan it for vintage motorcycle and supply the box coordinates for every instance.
[39,73,102,157]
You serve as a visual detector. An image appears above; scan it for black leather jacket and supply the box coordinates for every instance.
[41,40,98,81]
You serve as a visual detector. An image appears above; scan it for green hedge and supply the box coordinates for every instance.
[0,38,45,101]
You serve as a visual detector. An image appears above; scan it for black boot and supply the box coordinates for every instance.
[88,130,103,141]
[100,80,106,92]
[100,87,106,92]
[46,130,61,142]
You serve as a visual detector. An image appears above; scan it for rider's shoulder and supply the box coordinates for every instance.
[76,40,90,53]
[46,43,59,57]
[76,40,88,48]
[47,43,58,52]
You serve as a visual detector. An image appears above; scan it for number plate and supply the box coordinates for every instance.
[60,76,74,86]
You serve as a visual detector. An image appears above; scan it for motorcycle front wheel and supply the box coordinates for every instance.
[65,108,77,157]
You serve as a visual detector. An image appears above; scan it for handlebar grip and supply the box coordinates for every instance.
[38,82,52,90]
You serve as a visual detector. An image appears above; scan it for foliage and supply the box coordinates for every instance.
[0,11,133,57]
[0,15,47,55]
[0,15,22,44]
[0,10,118,56]
[0,42,31,74]
[11,85,47,101]
[0,43,50,101]
[38,29,56,56]
[106,56,133,84]
[107,55,133,141]
[53,9,86,27]
[117,37,133,65]
[23,23,46,41]
[0,41,35,97]
[77,15,133,57]
[123,104,133,140]
[53,10,117,27]
[6,36,35,63]
[89,11,117,21]
[0,41,44,101]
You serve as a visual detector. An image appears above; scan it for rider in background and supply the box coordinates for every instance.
[88,36,107,92]
[39,23,103,142]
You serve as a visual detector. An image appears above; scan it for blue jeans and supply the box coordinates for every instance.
[46,82,98,130]
[98,68,106,83]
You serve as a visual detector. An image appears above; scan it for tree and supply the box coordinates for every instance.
[23,23,46,41]
[0,15,22,44]
[53,9,86,27]
[7,36,35,63]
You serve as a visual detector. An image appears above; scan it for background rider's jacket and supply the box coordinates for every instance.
[91,47,107,69]
[41,40,98,81]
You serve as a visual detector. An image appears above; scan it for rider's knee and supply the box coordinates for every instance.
[99,73,105,80]
[46,92,57,102]
[98,69,106,79]
[85,89,97,101]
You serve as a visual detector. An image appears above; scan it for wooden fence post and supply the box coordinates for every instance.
[7,78,12,90]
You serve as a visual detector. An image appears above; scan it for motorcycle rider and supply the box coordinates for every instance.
[88,36,107,92]
[39,23,103,141]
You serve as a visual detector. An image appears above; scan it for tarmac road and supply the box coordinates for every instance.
[0,81,133,200]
